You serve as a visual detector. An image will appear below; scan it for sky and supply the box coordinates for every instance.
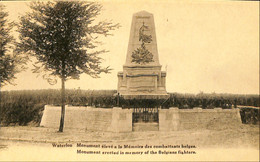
[1,0,259,94]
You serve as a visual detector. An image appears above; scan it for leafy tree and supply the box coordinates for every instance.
[17,1,119,132]
[0,4,26,87]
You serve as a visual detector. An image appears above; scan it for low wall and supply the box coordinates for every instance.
[40,105,132,132]
[41,105,242,132]
[159,107,242,131]
[40,105,113,131]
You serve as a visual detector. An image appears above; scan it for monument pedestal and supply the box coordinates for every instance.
[118,65,168,99]
[117,11,169,99]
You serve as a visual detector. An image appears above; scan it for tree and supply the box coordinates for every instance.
[17,1,119,132]
[0,4,26,87]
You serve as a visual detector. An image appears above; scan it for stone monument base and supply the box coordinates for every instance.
[118,93,170,99]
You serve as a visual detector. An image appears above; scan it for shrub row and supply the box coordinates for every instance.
[0,89,259,125]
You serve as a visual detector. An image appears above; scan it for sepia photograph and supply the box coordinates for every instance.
[0,0,259,161]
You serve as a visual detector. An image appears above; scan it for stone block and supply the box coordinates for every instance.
[109,107,133,132]
[159,109,180,131]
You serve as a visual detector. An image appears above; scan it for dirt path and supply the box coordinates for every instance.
[0,125,259,161]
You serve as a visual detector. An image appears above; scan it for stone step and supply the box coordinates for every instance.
[133,122,159,131]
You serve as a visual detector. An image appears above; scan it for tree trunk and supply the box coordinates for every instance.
[58,76,65,132]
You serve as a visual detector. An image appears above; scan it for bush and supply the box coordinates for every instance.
[0,89,259,125]
[240,107,260,125]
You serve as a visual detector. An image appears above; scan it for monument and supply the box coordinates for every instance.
[117,11,169,99]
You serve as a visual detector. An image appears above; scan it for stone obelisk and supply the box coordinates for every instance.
[117,11,168,99]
